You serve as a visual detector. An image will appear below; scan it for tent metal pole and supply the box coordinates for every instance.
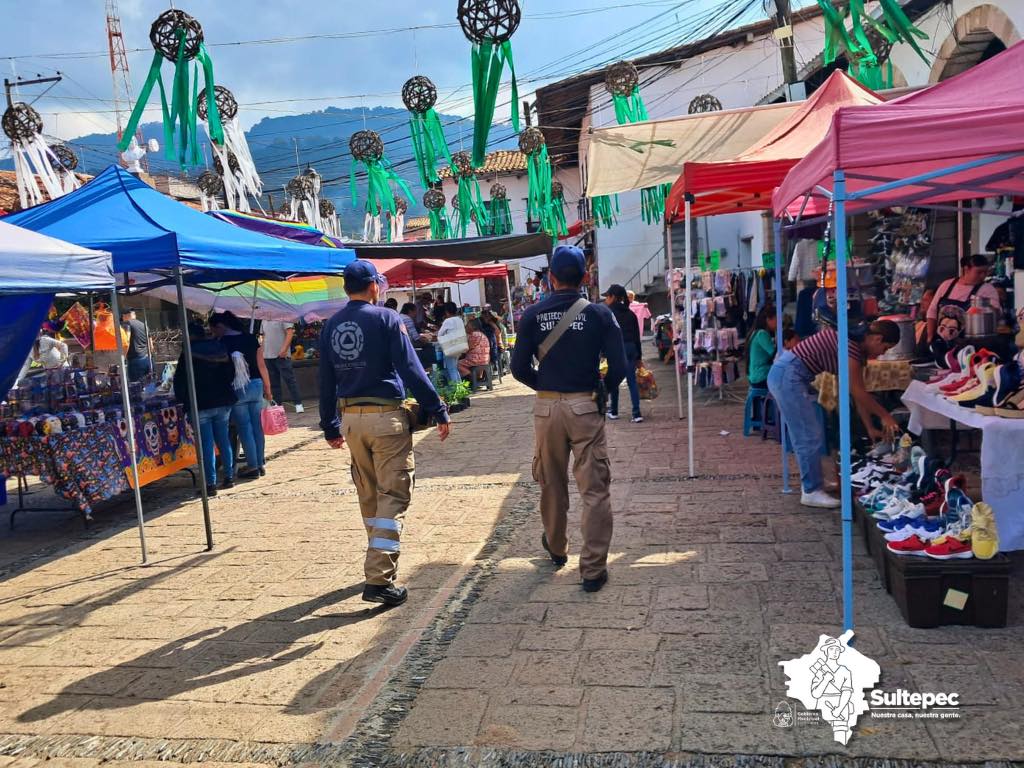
[175,267,214,550]
[957,201,964,266]
[772,219,791,495]
[504,271,516,333]
[834,170,854,633]
[666,223,683,421]
[684,197,695,478]
[109,288,148,564]
[87,294,95,353]
[249,280,259,333]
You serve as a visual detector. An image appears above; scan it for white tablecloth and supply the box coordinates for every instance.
[902,379,1024,552]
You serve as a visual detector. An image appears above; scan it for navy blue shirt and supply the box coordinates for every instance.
[511,290,627,393]
[318,301,449,440]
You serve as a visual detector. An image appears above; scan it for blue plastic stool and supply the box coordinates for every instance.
[762,395,794,452]
[743,387,769,436]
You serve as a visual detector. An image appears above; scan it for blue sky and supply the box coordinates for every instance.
[0,0,787,143]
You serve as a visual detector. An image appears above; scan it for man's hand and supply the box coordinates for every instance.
[326,437,346,449]
[279,346,290,358]
[437,422,451,441]
[881,415,900,440]
[866,425,884,443]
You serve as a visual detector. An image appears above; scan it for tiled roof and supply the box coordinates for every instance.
[404,216,432,240]
[438,150,528,180]
[0,170,93,214]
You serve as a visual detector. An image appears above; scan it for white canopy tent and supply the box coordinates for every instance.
[0,221,149,561]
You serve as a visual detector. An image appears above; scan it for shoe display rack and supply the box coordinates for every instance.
[855,502,1010,628]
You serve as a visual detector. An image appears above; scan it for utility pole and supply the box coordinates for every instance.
[773,0,800,98]
[4,75,63,108]
[522,100,532,127]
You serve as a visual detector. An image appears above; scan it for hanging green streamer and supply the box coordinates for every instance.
[428,209,452,240]
[452,175,489,238]
[640,184,672,226]
[116,34,220,170]
[470,40,519,168]
[350,155,414,224]
[591,195,619,229]
[490,196,513,236]
[524,145,565,237]
[409,108,452,190]
[551,188,568,237]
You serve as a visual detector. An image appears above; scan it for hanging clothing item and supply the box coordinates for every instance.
[748,275,760,314]
[789,239,819,283]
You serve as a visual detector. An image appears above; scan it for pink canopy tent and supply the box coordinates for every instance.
[665,71,882,221]
[370,258,508,288]
[773,42,1024,218]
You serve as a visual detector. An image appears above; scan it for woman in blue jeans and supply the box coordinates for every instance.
[603,284,644,422]
[766,320,900,509]
[210,311,272,480]
[174,323,236,496]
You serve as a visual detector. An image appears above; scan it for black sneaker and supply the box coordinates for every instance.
[221,478,234,490]
[238,467,260,480]
[204,484,218,498]
[259,467,266,477]
[582,571,608,593]
[541,533,568,568]
[362,583,408,607]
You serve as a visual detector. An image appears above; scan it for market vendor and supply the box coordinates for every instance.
[926,254,1001,342]
[766,320,901,509]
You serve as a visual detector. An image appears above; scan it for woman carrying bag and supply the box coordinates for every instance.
[210,311,272,480]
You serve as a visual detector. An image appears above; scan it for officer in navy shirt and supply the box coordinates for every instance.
[319,260,451,607]
[511,245,626,593]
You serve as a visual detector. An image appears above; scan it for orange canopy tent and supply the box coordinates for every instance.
[665,71,883,222]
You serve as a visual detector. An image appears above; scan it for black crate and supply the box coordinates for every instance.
[888,551,1011,628]
[854,502,892,593]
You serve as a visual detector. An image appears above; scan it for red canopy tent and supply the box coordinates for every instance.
[370,258,508,287]
[774,42,1024,218]
[665,70,882,222]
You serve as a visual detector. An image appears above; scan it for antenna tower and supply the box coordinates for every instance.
[106,0,147,168]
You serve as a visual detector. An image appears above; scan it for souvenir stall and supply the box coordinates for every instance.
[657,71,884,477]
[5,165,356,552]
[774,42,1024,630]
[0,220,153,559]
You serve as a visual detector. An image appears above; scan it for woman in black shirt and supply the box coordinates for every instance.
[210,311,272,479]
[603,284,644,422]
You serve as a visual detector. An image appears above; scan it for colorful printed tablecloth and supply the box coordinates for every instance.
[0,424,126,515]
[0,404,196,513]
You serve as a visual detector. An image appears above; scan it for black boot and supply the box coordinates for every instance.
[541,533,568,568]
[362,583,408,606]
[582,571,608,593]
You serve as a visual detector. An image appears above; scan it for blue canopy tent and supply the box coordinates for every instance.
[5,165,357,550]
[0,220,152,560]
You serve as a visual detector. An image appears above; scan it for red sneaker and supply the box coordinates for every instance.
[924,534,973,560]
[887,535,930,556]
[921,491,944,517]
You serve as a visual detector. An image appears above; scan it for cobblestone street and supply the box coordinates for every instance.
[1,352,1023,767]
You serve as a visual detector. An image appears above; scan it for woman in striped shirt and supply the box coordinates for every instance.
[766,320,901,508]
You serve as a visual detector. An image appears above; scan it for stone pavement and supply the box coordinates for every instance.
[0,348,1022,767]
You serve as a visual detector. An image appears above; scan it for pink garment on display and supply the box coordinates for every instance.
[630,301,652,334]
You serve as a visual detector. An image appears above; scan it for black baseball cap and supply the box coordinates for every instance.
[603,284,627,301]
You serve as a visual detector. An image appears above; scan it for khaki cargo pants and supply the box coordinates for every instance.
[532,392,613,579]
[342,404,414,585]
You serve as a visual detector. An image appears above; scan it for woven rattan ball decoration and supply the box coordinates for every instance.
[197,171,223,196]
[2,102,43,142]
[518,126,545,156]
[688,93,723,114]
[349,130,383,162]
[394,196,409,214]
[451,151,474,178]
[214,150,240,176]
[423,188,446,211]
[49,144,78,171]
[490,182,507,200]
[319,199,336,217]
[551,180,563,198]
[287,174,314,200]
[604,60,639,97]
[457,0,521,44]
[402,76,437,114]
[450,194,460,209]
[150,9,204,62]
[197,85,238,122]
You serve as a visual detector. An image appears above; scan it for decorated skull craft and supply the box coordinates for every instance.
[143,418,161,457]
[162,407,180,445]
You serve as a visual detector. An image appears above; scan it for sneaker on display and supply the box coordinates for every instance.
[800,489,841,509]
[886,534,931,556]
[883,519,944,542]
[970,502,999,559]
[924,533,973,560]
[876,508,927,531]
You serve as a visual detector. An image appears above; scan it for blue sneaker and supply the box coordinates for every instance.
[994,361,1022,408]
[877,507,926,531]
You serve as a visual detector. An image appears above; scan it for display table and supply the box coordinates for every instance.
[0,404,196,520]
[902,379,1024,552]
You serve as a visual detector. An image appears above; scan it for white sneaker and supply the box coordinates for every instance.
[631,416,644,423]
[606,413,620,420]
[801,489,841,509]
[294,404,305,413]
